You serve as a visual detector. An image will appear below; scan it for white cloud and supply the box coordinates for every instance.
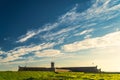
[103,26,112,29]
[58,4,78,23]
[0,43,55,63]
[16,5,78,43]
[62,31,120,52]
[84,34,92,39]
[75,28,94,36]
[17,23,59,43]
[42,25,81,41]
[17,31,36,43]
[81,23,97,28]
[16,0,120,43]
[35,49,63,57]
[84,0,120,21]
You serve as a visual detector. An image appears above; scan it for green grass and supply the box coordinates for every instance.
[0,71,120,80]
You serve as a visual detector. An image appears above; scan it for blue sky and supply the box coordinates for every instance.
[0,0,120,71]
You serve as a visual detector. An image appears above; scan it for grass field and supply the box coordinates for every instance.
[0,71,120,80]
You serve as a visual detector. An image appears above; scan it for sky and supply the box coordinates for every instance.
[0,0,120,72]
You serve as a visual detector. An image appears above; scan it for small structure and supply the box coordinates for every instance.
[18,62,101,72]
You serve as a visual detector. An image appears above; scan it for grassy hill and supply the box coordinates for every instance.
[0,71,120,80]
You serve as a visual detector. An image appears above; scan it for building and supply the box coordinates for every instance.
[18,62,55,71]
[18,62,101,72]
[56,66,100,72]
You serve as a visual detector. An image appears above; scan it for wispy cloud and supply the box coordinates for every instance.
[62,31,120,52]
[0,43,55,63]
[17,23,59,43]
[75,28,94,36]
[84,34,92,39]
[16,0,120,44]
[84,0,120,22]
[35,49,63,57]
[16,31,36,43]
[16,5,80,43]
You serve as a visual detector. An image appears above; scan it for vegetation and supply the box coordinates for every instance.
[0,71,120,80]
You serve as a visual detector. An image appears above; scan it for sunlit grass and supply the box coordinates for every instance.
[0,71,120,80]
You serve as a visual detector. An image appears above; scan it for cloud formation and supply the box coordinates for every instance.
[16,0,120,45]
[35,49,63,57]
[0,43,55,63]
[75,28,94,36]
[2,0,120,66]
[62,31,120,52]
[16,31,36,43]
